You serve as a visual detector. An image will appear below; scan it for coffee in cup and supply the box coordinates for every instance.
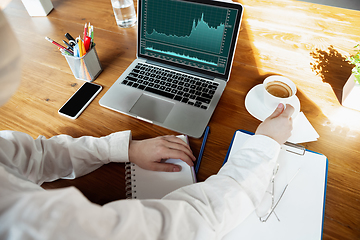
[263,75,298,112]
[265,81,293,98]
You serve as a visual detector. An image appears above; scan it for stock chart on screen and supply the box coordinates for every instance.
[139,0,239,75]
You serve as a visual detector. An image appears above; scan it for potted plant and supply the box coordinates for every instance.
[343,44,360,111]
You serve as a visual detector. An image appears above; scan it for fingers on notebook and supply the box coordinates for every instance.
[128,135,195,172]
[152,162,182,172]
[161,148,195,167]
[149,136,195,169]
[162,135,194,154]
[161,136,196,161]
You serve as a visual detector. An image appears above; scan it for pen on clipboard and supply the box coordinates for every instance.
[195,126,210,174]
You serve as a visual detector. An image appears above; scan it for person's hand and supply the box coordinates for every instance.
[255,103,294,144]
[128,135,196,172]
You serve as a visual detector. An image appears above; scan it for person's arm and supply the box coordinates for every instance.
[0,130,131,184]
[4,134,282,240]
[0,130,196,185]
[1,104,293,239]
[0,133,279,240]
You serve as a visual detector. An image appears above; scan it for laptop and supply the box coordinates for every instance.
[99,0,243,138]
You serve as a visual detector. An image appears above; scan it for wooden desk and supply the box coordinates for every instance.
[1,0,360,239]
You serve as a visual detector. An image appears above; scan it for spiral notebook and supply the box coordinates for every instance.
[222,130,328,240]
[125,135,196,199]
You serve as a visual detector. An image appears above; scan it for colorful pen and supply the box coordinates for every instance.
[77,38,83,57]
[62,40,74,51]
[90,25,94,47]
[84,36,91,52]
[45,37,73,55]
[65,33,76,46]
[77,37,87,57]
[73,44,80,57]
[88,22,91,35]
[59,48,72,56]
[83,23,87,40]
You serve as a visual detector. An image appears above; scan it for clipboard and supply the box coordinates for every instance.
[222,130,328,240]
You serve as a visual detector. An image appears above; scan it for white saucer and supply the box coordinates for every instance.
[245,84,300,121]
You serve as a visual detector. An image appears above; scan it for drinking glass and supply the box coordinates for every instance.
[110,0,137,28]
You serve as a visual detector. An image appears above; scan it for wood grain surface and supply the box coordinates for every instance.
[1,0,360,239]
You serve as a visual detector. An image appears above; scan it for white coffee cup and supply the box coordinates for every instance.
[263,75,298,113]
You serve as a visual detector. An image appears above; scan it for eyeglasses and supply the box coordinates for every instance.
[255,165,300,222]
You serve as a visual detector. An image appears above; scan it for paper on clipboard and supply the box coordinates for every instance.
[222,130,328,240]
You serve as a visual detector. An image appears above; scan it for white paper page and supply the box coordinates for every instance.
[130,159,195,199]
[289,112,320,143]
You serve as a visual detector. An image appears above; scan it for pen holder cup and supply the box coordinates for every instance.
[63,45,102,82]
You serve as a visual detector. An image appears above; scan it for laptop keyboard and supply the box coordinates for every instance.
[121,63,219,110]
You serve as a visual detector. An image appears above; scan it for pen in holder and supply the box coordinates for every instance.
[62,44,102,82]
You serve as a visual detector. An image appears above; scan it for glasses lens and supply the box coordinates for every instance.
[255,164,281,221]
[255,188,273,217]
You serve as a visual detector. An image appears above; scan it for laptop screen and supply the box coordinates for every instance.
[137,0,243,80]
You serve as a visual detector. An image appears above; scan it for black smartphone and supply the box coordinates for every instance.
[58,82,102,119]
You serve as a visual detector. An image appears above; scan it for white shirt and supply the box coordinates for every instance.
[0,130,280,240]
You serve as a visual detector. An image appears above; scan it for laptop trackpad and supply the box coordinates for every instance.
[129,94,174,123]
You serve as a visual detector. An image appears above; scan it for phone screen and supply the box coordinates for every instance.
[58,82,102,119]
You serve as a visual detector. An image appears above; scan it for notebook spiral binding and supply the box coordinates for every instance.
[125,162,136,199]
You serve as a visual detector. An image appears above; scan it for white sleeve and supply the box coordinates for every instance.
[0,134,280,240]
[162,134,281,238]
[0,130,132,184]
